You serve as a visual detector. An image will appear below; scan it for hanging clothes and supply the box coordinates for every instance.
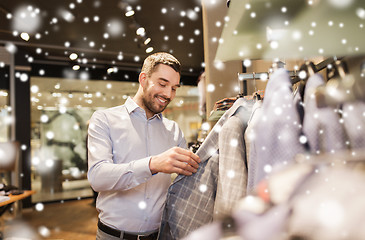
[182,57,365,240]
[342,101,365,149]
[246,68,306,194]
[293,81,306,125]
[214,105,252,218]
[158,98,254,240]
[182,152,365,240]
[302,74,349,154]
[244,100,263,188]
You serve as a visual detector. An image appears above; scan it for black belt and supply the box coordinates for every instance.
[98,219,158,240]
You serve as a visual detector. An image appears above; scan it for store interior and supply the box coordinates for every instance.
[1,0,365,239]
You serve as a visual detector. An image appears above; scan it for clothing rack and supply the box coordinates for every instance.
[237,57,339,96]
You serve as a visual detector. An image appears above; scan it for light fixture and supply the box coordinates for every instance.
[144,37,151,45]
[125,6,135,17]
[20,32,30,41]
[72,65,80,71]
[107,67,118,74]
[69,53,78,60]
[136,27,145,36]
[146,47,154,53]
[125,10,135,17]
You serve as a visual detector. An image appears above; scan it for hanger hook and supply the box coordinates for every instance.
[327,59,348,80]
[335,60,348,79]
[299,61,316,79]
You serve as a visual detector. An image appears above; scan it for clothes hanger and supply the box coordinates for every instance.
[252,72,259,100]
[326,59,348,81]
[251,72,263,101]
[294,61,316,99]
[253,92,262,101]
[300,61,316,79]
[315,59,358,108]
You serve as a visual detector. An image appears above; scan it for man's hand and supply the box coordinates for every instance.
[149,147,201,176]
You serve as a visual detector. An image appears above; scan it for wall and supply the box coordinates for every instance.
[201,0,243,122]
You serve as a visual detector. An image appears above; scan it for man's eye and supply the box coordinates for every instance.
[159,83,166,87]
[172,88,177,92]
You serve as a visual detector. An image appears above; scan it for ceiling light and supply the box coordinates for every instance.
[107,67,118,74]
[136,27,145,36]
[125,10,135,17]
[144,38,151,45]
[146,47,154,53]
[72,65,80,71]
[20,32,30,41]
[69,53,78,60]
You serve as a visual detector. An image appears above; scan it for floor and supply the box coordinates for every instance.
[2,198,99,240]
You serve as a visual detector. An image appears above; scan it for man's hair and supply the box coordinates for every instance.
[141,52,181,77]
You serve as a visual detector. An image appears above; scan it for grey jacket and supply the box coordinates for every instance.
[158,98,253,239]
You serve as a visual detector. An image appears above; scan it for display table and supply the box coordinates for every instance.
[0,191,35,212]
[0,191,35,239]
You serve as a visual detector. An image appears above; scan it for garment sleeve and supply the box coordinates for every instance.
[87,110,152,192]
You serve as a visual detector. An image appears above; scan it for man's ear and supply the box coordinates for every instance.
[139,72,147,88]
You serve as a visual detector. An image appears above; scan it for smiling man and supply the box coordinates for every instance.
[134,57,180,119]
[87,52,200,240]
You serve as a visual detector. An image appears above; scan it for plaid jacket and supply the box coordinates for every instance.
[158,99,253,240]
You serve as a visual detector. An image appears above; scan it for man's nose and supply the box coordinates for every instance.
[161,87,173,100]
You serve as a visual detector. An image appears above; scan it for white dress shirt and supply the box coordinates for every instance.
[88,97,187,233]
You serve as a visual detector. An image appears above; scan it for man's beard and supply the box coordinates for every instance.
[142,93,170,115]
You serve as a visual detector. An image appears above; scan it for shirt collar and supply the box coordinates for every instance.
[125,97,163,120]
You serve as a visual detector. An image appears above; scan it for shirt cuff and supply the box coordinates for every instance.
[133,157,153,183]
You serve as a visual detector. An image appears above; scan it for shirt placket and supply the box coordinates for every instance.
[143,118,151,224]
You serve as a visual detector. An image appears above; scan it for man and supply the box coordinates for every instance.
[87,52,200,240]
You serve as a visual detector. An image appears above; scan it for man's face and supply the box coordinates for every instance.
[141,64,180,117]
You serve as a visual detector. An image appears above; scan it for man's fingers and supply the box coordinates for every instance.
[173,153,199,169]
[188,151,200,163]
[173,166,194,176]
[174,161,198,174]
[185,156,200,169]
[174,147,200,163]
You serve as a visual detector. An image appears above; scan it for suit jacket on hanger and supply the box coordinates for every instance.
[342,101,365,150]
[302,74,348,154]
[158,98,254,240]
[247,68,306,194]
[214,105,253,218]
[244,100,263,191]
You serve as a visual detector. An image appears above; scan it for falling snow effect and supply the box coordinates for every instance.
[199,184,208,193]
[35,203,44,212]
[1,0,365,239]
[12,5,42,34]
